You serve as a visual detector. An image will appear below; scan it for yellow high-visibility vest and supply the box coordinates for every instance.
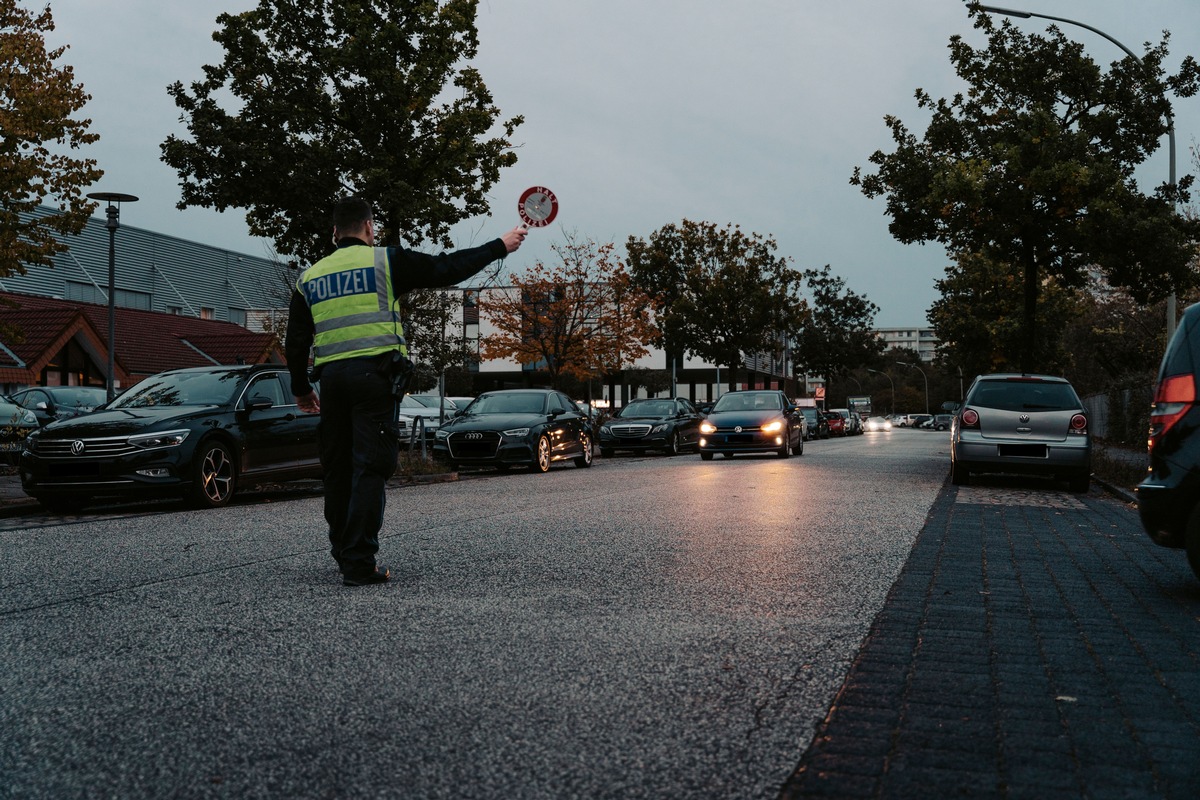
[297,245,408,366]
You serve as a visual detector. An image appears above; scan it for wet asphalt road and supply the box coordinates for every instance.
[1,430,949,799]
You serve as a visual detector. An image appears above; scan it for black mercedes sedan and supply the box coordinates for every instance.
[597,397,702,456]
[697,390,805,460]
[19,364,321,511]
[433,388,592,473]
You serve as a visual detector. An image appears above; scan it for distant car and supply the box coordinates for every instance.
[1139,302,1200,579]
[928,414,954,431]
[908,414,932,429]
[800,407,828,439]
[9,385,108,426]
[433,388,592,473]
[950,373,1090,492]
[18,364,322,510]
[598,397,702,456]
[825,410,846,437]
[865,416,892,432]
[698,390,804,460]
[1,395,39,466]
[400,393,461,438]
[830,408,862,436]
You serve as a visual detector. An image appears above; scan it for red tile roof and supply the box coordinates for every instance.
[0,292,282,386]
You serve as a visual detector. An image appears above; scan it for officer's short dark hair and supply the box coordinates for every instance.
[332,197,372,232]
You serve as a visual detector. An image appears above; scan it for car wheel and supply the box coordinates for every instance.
[189,439,236,508]
[574,434,593,468]
[950,459,969,486]
[793,435,804,456]
[1185,505,1200,580]
[700,451,713,461]
[777,438,790,458]
[530,435,551,473]
[666,431,681,456]
[600,447,614,458]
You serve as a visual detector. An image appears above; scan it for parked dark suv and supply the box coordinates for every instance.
[1139,303,1200,579]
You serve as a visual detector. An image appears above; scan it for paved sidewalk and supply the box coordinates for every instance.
[780,482,1200,799]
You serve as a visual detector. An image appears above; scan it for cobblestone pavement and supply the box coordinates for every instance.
[779,481,1200,799]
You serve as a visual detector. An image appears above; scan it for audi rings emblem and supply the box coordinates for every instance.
[734,426,743,433]
[1019,414,1030,424]
[465,432,483,440]
[71,440,86,455]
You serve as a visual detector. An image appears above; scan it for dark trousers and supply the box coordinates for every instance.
[316,357,398,576]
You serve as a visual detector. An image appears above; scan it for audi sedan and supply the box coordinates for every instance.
[18,364,322,511]
[950,373,1091,492]
[597,397,702,456]
[697,390,805,460]
[433,389,592,473]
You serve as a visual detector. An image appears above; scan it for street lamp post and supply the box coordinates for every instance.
[978,5,1178,338]
[867,368,895,416]
[86,191,139,401]
[897,361,929,415]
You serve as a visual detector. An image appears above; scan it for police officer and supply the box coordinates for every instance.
[286,197,526,586]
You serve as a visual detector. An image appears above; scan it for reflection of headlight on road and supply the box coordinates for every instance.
[700,422,716,434]
[760,420,783,434]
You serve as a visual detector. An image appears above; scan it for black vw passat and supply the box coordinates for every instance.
[597,397,702,456]
[697,390,805,460]
[433,389,592,473]
[19,365,321,511]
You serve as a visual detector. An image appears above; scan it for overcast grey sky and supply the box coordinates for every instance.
[40,0,1200,327]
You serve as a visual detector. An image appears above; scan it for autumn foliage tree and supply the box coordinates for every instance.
[0,0,102,279]
[480,235,655,389]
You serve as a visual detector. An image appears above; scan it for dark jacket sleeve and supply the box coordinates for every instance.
[284,289,316,397]
[388,239,507,291]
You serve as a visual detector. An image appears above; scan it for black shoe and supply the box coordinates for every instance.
[343,565,390,587]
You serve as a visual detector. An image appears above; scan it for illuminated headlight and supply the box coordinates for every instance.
[700,422,716,434]
[760,420,783,434]
[650,423,668,434]
[503,427,530,438]
[128,429,190,450]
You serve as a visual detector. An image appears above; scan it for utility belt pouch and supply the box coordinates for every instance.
[378,351,415,400]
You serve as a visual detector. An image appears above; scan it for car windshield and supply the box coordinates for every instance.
[618,400,673,417]
[109,370,245,409]
[711,392,782,412]
[50,387,107,408]
[407,395,445,409]
[968,380,1079,412]
[466,393,547,415]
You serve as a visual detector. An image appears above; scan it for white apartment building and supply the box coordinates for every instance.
[874,327,939,362]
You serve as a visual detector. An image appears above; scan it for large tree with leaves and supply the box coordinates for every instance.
[791,264,883,385]
[625,220,803,390]
[161,0,521,268]
[852,3,1200,372]
[0,0,102,279]
[480,234,656,389]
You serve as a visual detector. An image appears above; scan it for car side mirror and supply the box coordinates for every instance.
[245,395,274,412]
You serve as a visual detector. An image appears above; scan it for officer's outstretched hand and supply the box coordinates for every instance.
[501,226,528,253]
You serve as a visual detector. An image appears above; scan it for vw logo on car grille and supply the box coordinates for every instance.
[1019,414,1030,423]
[71,440,86,455]
[734,426,743,433]
[465,432,483,440]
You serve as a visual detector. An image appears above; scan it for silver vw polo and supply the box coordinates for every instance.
[950,373,1091,492]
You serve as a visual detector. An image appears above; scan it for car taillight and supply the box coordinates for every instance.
[1069,413,1088,435]
[961,408,979,428]
[1148,373,1195,451]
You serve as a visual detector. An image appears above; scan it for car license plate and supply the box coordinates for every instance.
[998,443,1047,458]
